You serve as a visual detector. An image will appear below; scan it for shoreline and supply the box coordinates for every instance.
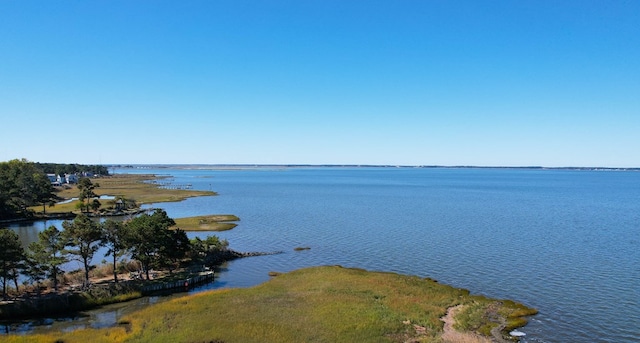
[3,173,218,224]
[1,173,233,322]
[115,163,640,171]
[2,266,537,342]
[0,269,212,322]
[0,208,153,225]
[0,248,279,323]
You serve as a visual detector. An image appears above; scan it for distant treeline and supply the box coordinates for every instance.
[0,159,108,220]
[34,162,109,176]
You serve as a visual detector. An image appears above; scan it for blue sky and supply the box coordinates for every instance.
[1,1,638,167]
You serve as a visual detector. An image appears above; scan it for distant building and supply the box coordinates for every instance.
[48,174,62,186]
[47,174,58,183]
[54,173,79,184]
[65,174,78,184]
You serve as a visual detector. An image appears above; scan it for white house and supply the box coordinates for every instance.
[54,173,79,184]
[47,174,58,183]
[48,174,61,186]
[65,174,79,184]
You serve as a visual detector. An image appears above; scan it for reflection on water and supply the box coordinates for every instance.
[6,217,134,274]
[1,293,170,335]
[7,219,66,247]
[0,263,234,335]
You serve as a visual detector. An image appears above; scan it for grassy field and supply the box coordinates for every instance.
[5,266,537,343]
[32,175,238,232]
[36,174,217,214]
[173,214,240,231]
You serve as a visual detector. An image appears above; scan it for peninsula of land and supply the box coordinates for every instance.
[3,266,537,343]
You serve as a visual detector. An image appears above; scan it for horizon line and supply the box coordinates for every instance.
[105,164,640,171]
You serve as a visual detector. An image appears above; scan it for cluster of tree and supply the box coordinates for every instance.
[0,159,57,219]
[0,209,229,300]
[34,163,109,177]
[0,159,113,220]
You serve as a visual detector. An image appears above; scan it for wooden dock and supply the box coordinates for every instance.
[138,271,214,294]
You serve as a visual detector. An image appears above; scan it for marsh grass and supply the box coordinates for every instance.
[454,297,540,337]
[34,174,216,214]
[454,301,491,334]
[173,215,239,231]
[2,327,130,343]
[500,300,539,332]
[12,266,536,343]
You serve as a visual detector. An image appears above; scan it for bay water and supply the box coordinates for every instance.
[6,167,640,342]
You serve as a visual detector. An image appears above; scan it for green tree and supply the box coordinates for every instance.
[36,162,109,177]
[0,159,56,219]
[190,235,229,261]
[32,171,57,214]
[160,228,190,274]
[77,177,99,213]
[62,214,104,285]
[101,219,127,283]
[90,198,101,212]
[22,253,46,296]
[0,228,25,299]
[0,164,12,219]
[125,209,175,280]
[28,225,68,292]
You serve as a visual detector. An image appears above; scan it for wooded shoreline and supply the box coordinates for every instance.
[1,172,237,317]
[0,271,215,321]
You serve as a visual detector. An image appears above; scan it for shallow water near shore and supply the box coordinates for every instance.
[7,167,640,342]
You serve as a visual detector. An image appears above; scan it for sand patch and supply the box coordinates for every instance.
[441,304,492,343]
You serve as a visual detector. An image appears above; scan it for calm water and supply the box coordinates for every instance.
[6,167,640,342]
